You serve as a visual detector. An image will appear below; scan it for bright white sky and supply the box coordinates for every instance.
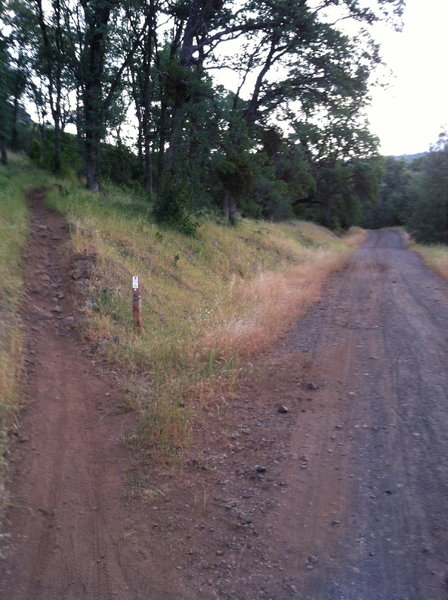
[368,0,448,156]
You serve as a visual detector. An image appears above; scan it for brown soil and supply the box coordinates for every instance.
[1,192,448,600]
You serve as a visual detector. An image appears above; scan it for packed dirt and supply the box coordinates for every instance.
[1,191,448,600]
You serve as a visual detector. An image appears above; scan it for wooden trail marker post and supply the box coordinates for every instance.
[132,275,142,335]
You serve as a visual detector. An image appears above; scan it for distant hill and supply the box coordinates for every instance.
[394,152,426,163]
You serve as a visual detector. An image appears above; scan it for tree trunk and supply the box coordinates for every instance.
[83,81,102,192]
[221,190,230,220]
[82,86,102,192]
[141,2,155,201]
[157,100,168,188]
[85,137,100,192]
[144,136,152,199]
[229,196,237,225]
[54,123,62,172]
[166,0,208,174]
[53,0,63,172]
[243,38,277,128]
[36,0,62,172]
[0,135,8,165]
[166,106,183,172]
[11,97,19,150]
[80,0,113,192]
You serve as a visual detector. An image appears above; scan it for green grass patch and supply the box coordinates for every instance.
[412,242,448,281]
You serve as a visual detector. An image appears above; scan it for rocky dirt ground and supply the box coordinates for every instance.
[1,191,448,600]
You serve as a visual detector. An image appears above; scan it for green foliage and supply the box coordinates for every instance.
[216,151,255,201]
[0,33,13,148]
[1,0,403,228]
[99,143,144,187]
[255,135,315,221]
[247,175,292,221]
[162,60,194,109]
[362,156,414,228]
[27,129,83,176]
[291,112,381,229]
[362,133,448,244]
[28,137,42,161]
[407,136,448,244]
[154,179,202,236]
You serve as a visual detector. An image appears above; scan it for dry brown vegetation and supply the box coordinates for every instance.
[413,244,448,281]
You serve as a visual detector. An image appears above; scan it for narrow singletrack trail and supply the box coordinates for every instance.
[0,190,174,600]
[1,212,448,600]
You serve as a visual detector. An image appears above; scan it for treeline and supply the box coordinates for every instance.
[0,0,404,231]
[363,133,448,244]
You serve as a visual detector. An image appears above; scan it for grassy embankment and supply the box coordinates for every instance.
[0,156,53,507]
[1,155,364,462]
[413,244,448,281]
[394,227,448,282]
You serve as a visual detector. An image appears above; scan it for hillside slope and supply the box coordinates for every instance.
[0,155,363,466]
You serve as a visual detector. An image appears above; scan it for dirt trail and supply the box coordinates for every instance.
[250,230,448,600]
[0,190,168,600]
[2,199,448,600]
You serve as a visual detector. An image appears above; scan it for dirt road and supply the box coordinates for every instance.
[1,199,448,600]
[247,229,448,600]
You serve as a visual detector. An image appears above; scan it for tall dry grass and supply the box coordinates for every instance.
[413,243,448,281]
[201,247,350,359]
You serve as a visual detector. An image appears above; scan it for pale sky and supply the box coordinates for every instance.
[368,0,448,156]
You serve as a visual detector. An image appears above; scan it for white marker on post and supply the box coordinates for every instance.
[132,276,142,335]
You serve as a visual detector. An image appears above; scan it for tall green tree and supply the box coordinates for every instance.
[73,0,148,191]
[362,156,416,228]
[0,32,12,165]
[2,0,405,231]
[292,102,381,228]
[408,134,448,244]
[126,0,159,198]
[33,0,69,171]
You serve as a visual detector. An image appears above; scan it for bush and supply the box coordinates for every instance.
[99,143,144,187]
[154,180,202,236]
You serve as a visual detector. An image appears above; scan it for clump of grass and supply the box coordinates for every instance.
[412,243,448,280]
[41,170,364,459]
[202,246,351,359]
